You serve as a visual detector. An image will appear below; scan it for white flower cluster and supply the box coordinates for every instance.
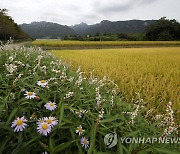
[14,60,25,67]
[33,55,43,74]
[76,67,81,73]
[144,109,154,119]
[72,109,88,118]
[13,73,23,86]
[8,56,14,62]
[48,77,58,82]
[123,105,140,125]
[67,77,74,82]
[64,91,74,99]
[75,72,83,87]
[88,72,98,84]
[97,76,107,87]
[110,95,114,108]
[52,69,61,74]
[5,63,18,74]
[60,72,67,80]
[96,87,101,108]
[96,108,105,126]
[40,66,47,75]
[160,102,179,137]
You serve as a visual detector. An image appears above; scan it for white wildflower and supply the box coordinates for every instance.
[37,122,51,136]
[37,80,48,87]
[11,116,28,132]
[24,91,36,99]
[76,125,85,135]
[44,101,57,111]
[44,117,58,127]
[80,137,89,149]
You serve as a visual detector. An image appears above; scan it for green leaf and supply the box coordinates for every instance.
[53,140,75,153]
[5,107,18,126]
[88,121,97,154]
[100,116,119,123]
[122,144,131,154]
[0,136,11,154]
[124,130,140,137]
[49,135,55,152]
[0,103,5,115]
[12,136,40,154]
[154,147,180,154]
[59,102,64,123]
[76,140,83,154]
[117,139,123,154]
[70,127,75,139]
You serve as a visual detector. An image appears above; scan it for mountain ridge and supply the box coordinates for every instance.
[20,21,75,39]
[19,20,156,39]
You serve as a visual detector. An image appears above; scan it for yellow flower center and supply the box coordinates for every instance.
[78,127,83,132]
[41,80,45,83]
[42,124,48,130]
[83,139,87,144]
[28,92,33,96]
[47,119,52,124]
[16,119,23,125]
[49,102,54,106]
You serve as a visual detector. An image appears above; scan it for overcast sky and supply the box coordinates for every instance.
[1,0,180,25]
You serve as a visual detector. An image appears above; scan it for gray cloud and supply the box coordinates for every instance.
[93,0,159,14]
[0,0,180,25]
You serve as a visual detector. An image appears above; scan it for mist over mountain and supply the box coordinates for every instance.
[19,20,156,39]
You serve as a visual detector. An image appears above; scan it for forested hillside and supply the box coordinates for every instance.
[20,21,75,39]
[71,20,156,36]
[0,9,30,41]
[145,17,180,41]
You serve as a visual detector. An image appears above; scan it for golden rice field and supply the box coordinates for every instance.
[33,40,180,48]
[51,47,180,120]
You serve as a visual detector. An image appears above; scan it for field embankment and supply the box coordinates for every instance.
[51,47,180,121]
[32,40,180,49]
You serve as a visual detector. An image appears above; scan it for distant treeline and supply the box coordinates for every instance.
[0,9,30,41]
[145,17,180,41]
[65,17,180,41]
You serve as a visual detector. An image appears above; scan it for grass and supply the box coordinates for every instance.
[0,41,179,153]
[51,47,180,122]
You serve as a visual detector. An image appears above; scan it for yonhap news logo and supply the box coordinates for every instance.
[104,132,118,148]
[104,133,180,148]
[120,137,180,144]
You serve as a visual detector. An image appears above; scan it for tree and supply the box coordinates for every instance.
[144,17,180,41]
[0,8,30,40]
